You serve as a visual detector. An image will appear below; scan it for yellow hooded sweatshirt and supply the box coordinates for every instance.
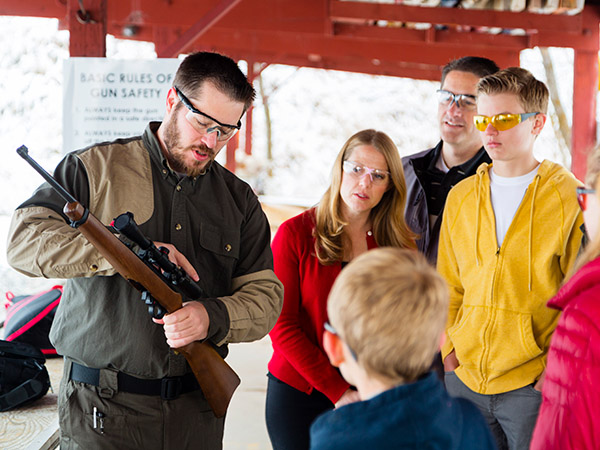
[438,160,583,395]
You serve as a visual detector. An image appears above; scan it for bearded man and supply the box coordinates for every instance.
[7,52,283,450]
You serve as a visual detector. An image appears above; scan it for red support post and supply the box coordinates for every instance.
[571,50,597,180]
[67,0,107,57]
[571,9,599,180]
[245,60,255,156]
[245,107,253,156]
[225,132,239,173]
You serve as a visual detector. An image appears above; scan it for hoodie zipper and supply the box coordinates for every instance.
[479,246,501,392]
[476,169,541,392]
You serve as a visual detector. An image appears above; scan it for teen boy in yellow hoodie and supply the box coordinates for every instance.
[438,67,583,450]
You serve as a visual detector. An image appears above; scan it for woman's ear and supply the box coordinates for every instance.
[386,177,394,192]
[323,329,346,368]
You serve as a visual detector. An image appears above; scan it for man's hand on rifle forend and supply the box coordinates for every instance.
[153,241,200,282]
[153,302,210,347]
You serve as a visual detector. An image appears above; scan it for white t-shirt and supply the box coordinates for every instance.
[435,153,450,174]
[489,165,540,247]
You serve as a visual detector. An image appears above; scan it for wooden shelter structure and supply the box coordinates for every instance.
[2,0,599,177]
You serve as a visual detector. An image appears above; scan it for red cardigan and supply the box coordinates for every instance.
[530,257,600,450]
[268,208,377,403]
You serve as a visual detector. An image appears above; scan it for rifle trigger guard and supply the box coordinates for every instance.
[141,291,166,320]
[69,209,89,228]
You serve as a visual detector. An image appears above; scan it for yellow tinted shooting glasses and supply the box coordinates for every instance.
[473,112,538,132]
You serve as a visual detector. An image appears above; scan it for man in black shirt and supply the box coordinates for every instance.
[403,56,499,264]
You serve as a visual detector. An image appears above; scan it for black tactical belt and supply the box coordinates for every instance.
[69,361,200,400]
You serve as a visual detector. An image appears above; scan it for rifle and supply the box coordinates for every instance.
[16,145,240,417]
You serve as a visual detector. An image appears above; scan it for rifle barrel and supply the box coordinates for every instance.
[16,145,77,204]
[17,145,240,417]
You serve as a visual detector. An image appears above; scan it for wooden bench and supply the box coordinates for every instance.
[260,202,308,236]
[0,356,64,450]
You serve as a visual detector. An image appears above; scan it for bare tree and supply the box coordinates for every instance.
[540,47,572,167]
[258,71,273,165]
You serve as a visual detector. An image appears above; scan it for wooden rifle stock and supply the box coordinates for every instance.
[63,201,240,417]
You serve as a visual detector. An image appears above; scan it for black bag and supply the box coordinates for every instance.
[3,285,63,356]
[0,339,51,411]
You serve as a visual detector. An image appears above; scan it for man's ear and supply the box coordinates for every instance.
[438,331,447,351]
[532,113,547,136]
[323,330,346,368]
[165,87,177,114]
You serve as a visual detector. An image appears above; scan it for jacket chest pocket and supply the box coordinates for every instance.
[198,221,240,293]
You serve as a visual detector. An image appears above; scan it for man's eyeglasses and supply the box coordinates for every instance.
[324,321,358,361]
[342,160,390,186]
[473,112,539,132]
[436,89,477,110]
[174,86,241,142]
[576,187,596,211]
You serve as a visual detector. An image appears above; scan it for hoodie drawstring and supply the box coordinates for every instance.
[528,175,541,291]
[475,169,484,266]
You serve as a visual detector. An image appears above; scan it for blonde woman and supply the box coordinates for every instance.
[531,147,600,449]
[265,129,416,450]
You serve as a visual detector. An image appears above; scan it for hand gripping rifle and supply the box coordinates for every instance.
[16,145,240,417]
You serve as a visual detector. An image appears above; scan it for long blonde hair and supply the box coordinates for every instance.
[314,129,416,265]
[568,146,600,277]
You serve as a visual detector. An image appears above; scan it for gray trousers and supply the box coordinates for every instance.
[58,359,225,450]
[445,371,541,450]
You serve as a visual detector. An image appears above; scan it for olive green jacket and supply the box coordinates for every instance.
[7,123,283,378]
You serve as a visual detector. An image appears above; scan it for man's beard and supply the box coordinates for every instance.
[163,114,214,177]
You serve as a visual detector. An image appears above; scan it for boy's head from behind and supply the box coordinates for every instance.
[477,67,549,114]
[325,248,448,387]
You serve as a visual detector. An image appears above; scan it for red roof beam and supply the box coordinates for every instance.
[156,0,243,57]
[196,28,520,68]
[334,22,529,48]
[105,0,329,34]
[218,49,446,80]
[334,22,599,52]
[197,39,517,78]
[329,0,590,34]
[0,1,66,18]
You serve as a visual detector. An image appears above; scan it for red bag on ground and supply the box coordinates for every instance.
[3,285,63,356]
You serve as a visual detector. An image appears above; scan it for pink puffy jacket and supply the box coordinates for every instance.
[530,257,600,450]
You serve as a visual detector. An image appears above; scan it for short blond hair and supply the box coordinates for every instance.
[477,67,549,114]
[327,248,448,383]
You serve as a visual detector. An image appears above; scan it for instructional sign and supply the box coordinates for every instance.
[63,57,180,153]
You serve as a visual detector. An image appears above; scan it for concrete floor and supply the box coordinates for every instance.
[223,337,274,450]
